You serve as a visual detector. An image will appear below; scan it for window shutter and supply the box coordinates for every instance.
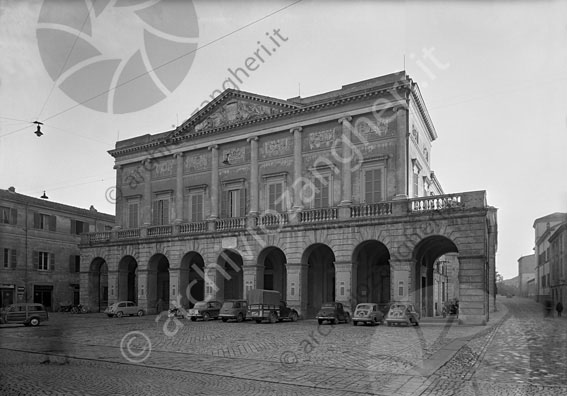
[69,255,75,272]
[163,199,170,224]
[33,251,39,268]
[82,222,90,233]
[10,208,17,225]
[221,190,228,218]
[49,215,57,231]
[50,253,55,271]
[33,212,40,228]
[152,200,158,225]
[10,249,16,268]
[240,188,246,217]
[71,220,77,234]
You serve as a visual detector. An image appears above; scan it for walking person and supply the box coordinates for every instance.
[556,301,563,317]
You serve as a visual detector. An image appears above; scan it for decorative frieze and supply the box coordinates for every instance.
[184,153,210,173]
[152,158,175,179]
[260,137,292,158]
[308,128,336,150]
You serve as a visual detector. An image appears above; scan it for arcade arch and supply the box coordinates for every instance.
[303,244,336,318]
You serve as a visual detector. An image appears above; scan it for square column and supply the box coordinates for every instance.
[107,270,119,306]
[136,270,149,313]
[458,255,488,325]
[243,264,263,295]
[389,259,413,303]
[286,262,307,317]
[334,261,354,312]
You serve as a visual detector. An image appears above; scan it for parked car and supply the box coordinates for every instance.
[219,300,248,322]
[104,301,145,318]
[188,300,222,321]
[316,302,350,325]
[352,303,384,326]
[385,302,420,326]
[0,303,48,326]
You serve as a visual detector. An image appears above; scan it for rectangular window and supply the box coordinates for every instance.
[128,202,139,228]
[38,252,50,271]
[1,206,17,225]
[3,248,8,268]
[364,168,383,203]
[267,182,284,212]
[189,192,204,222]
[398,281,404,297]
[33,213,56,231]
[312,175,330,208]
[3,249,17,268]
[413,172,419,198]
[69,255,81,273]
[70,220,88,235]
[152,196,170,225]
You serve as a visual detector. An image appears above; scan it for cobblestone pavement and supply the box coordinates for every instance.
[1,296,566,395]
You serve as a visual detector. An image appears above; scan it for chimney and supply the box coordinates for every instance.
[8,186,15,192]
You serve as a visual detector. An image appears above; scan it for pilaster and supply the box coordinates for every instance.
[290,127,303,210]
[247,136,259,215]
[208,145,219,219]
[142,159,152,226]
[113,164,123,229]
[174,152,184,224]
[338,116,353,206]
[286,262,307,316]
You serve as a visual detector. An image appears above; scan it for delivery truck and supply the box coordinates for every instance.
[247,289,299,324]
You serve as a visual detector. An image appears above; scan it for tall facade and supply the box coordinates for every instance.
[0,187,114,310]
[80,72,498,324]
[549,222,567,308]
[533,213,567,302]
[517,254,535,297]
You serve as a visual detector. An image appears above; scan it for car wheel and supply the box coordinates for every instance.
[373,318,379,326]
[221,318,228,322]
[203,312,210,321]
[353,320,357,326]
[255,320,262,324]
[30,318,40,327]
[318,319,323,325]
[116,311,123,318]
[387,322,391,327]
[190,317,197,322]
[137,310,144,317]
[237,313,244,323]
[290,312,298,322]
[345,313,351,324]
[107,314,113,318]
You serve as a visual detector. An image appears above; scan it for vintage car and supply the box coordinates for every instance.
[219,300,248,322]
[352,303,384,326]
[0,303,49,326]
[188,300,222,321]
[105,301,145,318]
[316,302,350,325]
[385,302,420,326]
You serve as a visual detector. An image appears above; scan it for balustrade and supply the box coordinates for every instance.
[299,207,338,223]
[179,221,208,234]
[410,194,464,211]
[117,229,140,239]
[351,202,392,218]
[257,213,288,227]
[215,217,247,231]
[147,225,173,236]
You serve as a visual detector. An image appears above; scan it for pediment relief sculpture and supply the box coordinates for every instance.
[194,100,285,132]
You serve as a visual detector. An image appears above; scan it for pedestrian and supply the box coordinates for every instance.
[156,298,164,314]
[556,301,563,317]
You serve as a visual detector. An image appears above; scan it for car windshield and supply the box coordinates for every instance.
[390,304,407,310]
[194,302,207,309]
[357,304,373,310]
[321,303,335,308]
[222,302,234,308]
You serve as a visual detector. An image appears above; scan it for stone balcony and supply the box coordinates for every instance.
[80,191,487,246]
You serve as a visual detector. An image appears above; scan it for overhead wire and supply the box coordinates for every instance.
[42,0,304,122]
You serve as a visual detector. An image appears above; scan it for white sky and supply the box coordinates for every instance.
[1,0,566,280]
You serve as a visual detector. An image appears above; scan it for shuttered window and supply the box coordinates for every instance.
[152,198,170,225]
[128,202,139,228]
[364,168,383,203]
[33,213,56,231]
[189,193,204,222]
[268,182,284,212]
[69,255,81,273]
[36,251,51,271]
[313,175,330,208]
[70,220,89,234]
[3,248,15,268]
[1,207,17,225]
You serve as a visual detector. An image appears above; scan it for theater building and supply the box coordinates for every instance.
[80,72,498,324]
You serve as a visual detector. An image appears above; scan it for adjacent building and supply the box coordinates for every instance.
[549,222,567,308]
[80,71,498,324]
[0,187,114,310]
[533,213,567,302]
[517,254,535,297]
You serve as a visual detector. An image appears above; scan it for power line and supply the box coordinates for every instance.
[43,0,304,122]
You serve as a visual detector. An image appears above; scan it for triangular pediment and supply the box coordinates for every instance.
[169,90,303,139]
